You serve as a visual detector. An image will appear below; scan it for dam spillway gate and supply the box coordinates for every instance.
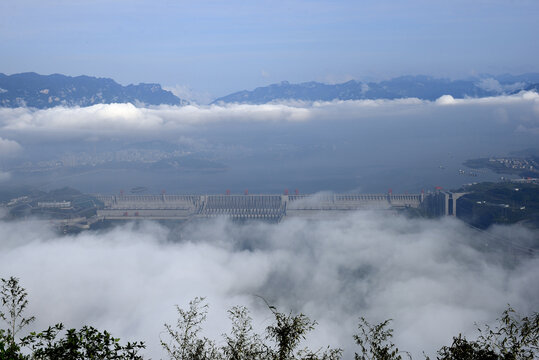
[94,193,425,221]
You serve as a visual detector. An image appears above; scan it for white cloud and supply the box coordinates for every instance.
[0,103,164,133]
[0,137,22,155]
[436,94,456,105]
[0,214,537,359]
[476,78,529,94]
[0,102,311,135]
[503,81,526,93]
[0,92,537,138]
[476,78,503,93]
[435,91,539,106]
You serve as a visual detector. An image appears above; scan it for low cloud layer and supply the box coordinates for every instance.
[475,78,527,94]
[1,91,538,195]
[0,136,22,155]
[0,214,537,359]
[0,92,538,139]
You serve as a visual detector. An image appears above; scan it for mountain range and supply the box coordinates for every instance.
[212,74,539,104]
[0,72,187,108]
[1,72,539,108]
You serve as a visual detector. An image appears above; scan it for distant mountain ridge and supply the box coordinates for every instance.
[3,72,539,108]
[0,72,187,108]
[213,74,539,104]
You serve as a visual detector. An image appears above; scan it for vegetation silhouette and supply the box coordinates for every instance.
[1,277,537,359]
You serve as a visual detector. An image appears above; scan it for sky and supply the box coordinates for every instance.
[1,0,539,98]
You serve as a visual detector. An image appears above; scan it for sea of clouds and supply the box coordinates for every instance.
[0,213,537,359]
[1,91,538,192]
[0,92,538,358]
[0,91,537,141]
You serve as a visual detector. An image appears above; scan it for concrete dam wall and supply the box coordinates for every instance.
[94,192,425,221]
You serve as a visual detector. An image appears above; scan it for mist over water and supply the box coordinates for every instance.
[2,93,539,193]
[1,213,537,359]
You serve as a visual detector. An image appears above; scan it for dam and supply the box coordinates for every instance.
[93,192,426,221]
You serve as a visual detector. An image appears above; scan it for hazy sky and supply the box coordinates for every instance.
[1,0,538,97]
